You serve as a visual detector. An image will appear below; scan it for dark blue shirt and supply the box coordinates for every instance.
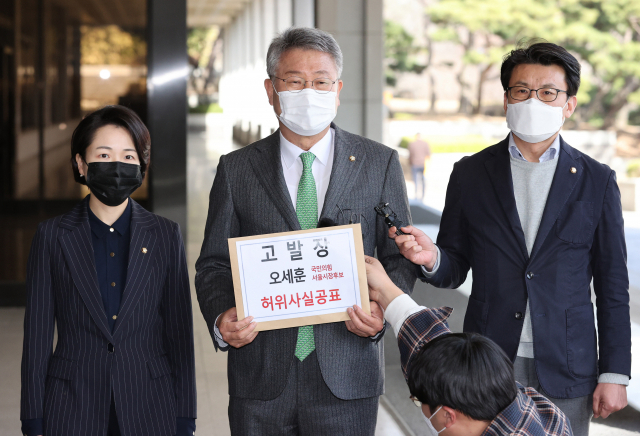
[88,200,131,332]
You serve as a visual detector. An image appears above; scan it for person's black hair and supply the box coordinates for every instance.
[70,105,150,185]
[501,39,581,97]
[407,332,518,422]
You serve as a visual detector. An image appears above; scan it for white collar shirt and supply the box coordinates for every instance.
[280,128,335,214]
[508,132,560,162]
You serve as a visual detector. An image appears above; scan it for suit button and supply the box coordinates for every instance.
[110,252,115,257]
[515,312,523,320]
[107,343,115,353]
[111,282,116,287]
[526,272,534,280]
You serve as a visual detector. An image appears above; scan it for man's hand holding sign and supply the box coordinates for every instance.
[215,308,257,349]
[222,224,378,346]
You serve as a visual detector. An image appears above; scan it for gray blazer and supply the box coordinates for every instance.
[195,124,416,401]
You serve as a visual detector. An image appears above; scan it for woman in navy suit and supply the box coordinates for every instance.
[20,106,197,436]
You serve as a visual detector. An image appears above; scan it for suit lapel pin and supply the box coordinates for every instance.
[349,156,355,162]
[570,167,577,174]
[141,247,147,254]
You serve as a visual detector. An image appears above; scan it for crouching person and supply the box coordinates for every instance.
[361,255,572,436]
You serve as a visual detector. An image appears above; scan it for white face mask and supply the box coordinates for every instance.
[506,98,568,144]
[423,406,446,435]
[273,86,337,137]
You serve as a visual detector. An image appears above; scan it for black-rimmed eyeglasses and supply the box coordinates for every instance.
[272,76,337,94]
[507,86,568,102]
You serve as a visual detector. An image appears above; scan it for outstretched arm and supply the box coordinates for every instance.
[375,150,418,294]
[389,162,471,289]
[363,256,452,381]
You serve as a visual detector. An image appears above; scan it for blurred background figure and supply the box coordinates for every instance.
[407,133,431,201]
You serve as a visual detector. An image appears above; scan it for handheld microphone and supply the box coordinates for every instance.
[374,203,407,236]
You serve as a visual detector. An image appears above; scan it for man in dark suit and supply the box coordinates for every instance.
[195,27,416,435]
[390,42,630,435]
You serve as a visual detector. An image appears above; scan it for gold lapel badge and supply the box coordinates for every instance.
[349,155,355,162]
[570,167,577,174]
[141,247,148,254]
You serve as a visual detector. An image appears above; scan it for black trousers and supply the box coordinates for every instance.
[107,391,121,436]
[229,351,379,436]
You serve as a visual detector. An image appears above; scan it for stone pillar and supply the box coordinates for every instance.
[316,0,384,142]
[293,0,314,27]
[275,0,293,32]
[147,0,187,234]
[262,0,276,55]
[221,0,384,144]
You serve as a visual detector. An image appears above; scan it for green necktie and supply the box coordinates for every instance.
[294,151,317,361]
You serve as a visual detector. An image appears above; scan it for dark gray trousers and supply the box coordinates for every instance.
[229,351,379,436]
[514,357,593,436]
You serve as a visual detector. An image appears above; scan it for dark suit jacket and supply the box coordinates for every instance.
[195,124,417,401]
[21,197,197,436]
[423,136,631,399]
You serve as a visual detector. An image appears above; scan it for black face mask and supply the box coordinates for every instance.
[85,161,143,207]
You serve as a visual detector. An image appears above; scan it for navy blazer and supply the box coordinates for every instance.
[423,136,631,399]
[21,197,197,436]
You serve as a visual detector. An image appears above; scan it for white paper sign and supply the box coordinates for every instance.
[229,224,369,331]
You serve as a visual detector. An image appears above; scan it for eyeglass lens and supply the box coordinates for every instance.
[509,86,559,102]
[282,76,334,93]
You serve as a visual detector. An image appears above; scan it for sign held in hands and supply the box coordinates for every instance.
[228,224,370,331]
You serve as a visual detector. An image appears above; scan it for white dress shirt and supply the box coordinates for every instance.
[213,128,335,347]
[508,132,560,163]
[280,128,335,211]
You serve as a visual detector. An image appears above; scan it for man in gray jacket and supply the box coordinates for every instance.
[195,27,416,435]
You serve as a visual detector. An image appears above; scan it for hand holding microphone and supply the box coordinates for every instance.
[374,202,439,271]
[387,225,439,271]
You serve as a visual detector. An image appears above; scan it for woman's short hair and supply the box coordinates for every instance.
[408,332,518,422]
[70,105,151,185]
[500,40,581,97]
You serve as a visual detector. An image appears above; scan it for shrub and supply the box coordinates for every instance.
[189,103,223,114]
[399,135,494,153]
[628,160,640,178]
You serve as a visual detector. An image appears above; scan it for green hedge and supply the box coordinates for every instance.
[189,103,223,114]
[399,135,494,154]
[628,160,640,178]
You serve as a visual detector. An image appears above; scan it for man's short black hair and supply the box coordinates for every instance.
[70,105,150,185]
[408,332,518,422]
[500,40,581,97]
